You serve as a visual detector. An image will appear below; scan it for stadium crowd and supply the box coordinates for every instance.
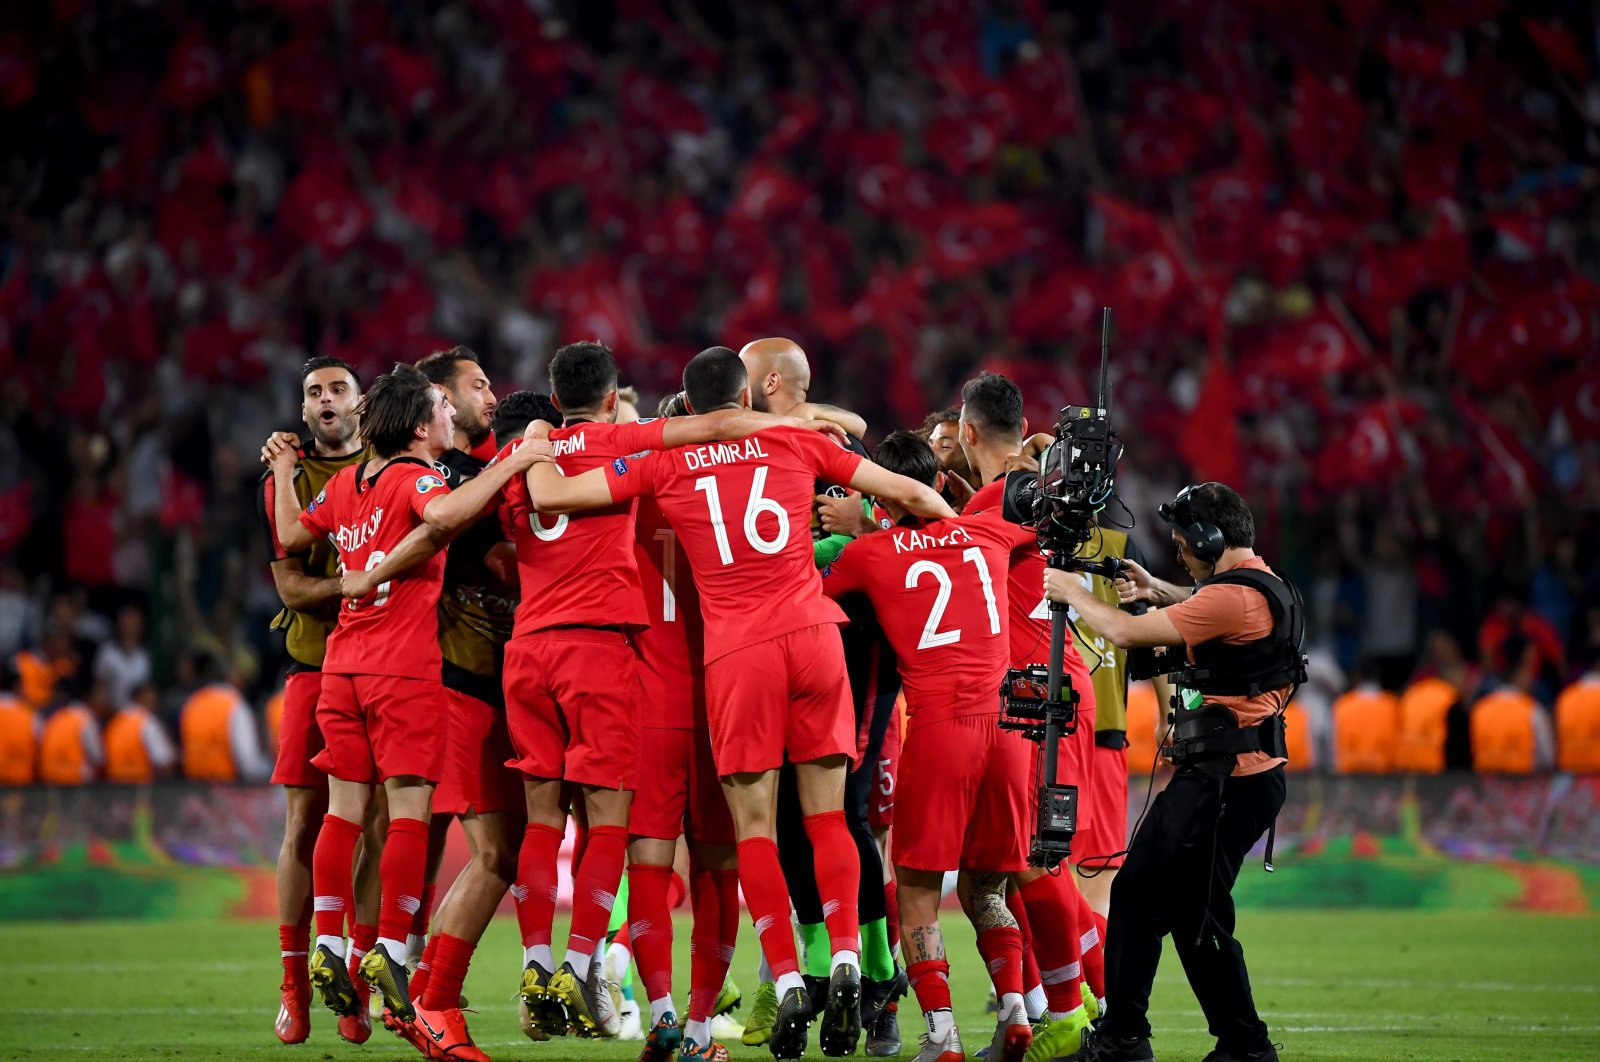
[3,0,1598,773]
[2,4,1600,1062]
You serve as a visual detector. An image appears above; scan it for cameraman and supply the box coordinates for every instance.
[1042,483,1297,1062]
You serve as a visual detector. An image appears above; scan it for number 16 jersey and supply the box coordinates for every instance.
[604,426,864,664]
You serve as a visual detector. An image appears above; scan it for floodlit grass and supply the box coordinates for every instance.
[3,910,1597,1060]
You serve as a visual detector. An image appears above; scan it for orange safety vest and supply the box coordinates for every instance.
[181,685,239,782]
[104,706,156,784]
[1470,689,1539,774]
[1393,676,1455,773]
[1125,681,1164,773]
[1332,688,1401,774]
[1554,679,1600,774]
[39,704,95,785]
[0,695,37,785]
[1281,702,1313,771]
[15,650,57,710]
[266,689,285,755]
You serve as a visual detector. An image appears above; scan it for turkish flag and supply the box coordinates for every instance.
[756,98,823,160]
[160,27,224,111]
[1555,370,1600,440]
[1287,70,1364,171]
[920,202,1033,278]
[729,164,812,224]
[1179,351,1242,487]
[1089,192,1165,255]
[621,72,708,135]
[279,166,372,257]
[1315,399,1421,489]
[1258,210,1326,287]
[1191,168,1266,268]
[1011,269,1103,345]
[1259,304,1371,385]
[1456,396,1540,504]
[924,109,1001,176]
[1118,117,1201,179]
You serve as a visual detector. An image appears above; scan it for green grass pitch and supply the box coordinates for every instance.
[4,910,1598,1061]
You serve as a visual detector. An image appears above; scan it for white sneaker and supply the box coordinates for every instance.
[711,1013,746,1041]
[603,941,632,986]
[617,998,644,1041]
[989,999,1032,1062]
[587,953,623,1037]
[914,1027,965,1062]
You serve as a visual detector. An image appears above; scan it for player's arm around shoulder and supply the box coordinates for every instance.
[848,459,956,520]
[273,445,319,554]
[421,425,550,534]
[522,420,627,514]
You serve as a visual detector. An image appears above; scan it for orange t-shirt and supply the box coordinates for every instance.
[1162,556,1291,777]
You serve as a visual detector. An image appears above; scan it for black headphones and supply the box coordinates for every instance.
[1158,483,1226,565]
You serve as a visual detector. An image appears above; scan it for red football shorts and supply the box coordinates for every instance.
[313,673,447,784]
[1072,742,1129,870]
[868,697,903,832]
[434,687,525,817]
[892,711,1031,873]
[1050,684,1098,838]
[272,669,326,789]
[503,628,640,790]
[629,726,735,846]
[703,623,853,776]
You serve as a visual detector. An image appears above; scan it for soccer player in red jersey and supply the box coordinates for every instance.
[268,364,546,1042]
[497,342,834,1044]
[958,374,1099,1058]
[629,403,741,1062]
[257,357,383,1046]
[518,346,956,1061]
[820,432,1040,1062]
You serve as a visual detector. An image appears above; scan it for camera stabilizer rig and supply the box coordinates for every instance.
[998,308,1125,868]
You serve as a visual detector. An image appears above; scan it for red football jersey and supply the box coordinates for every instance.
[498,418,668,637]
[604,426,864,664]
[299,458,451,680]
[632,495,703,729]
[822,512,1031,728]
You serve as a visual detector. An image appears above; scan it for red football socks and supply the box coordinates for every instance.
[347,921,378,985]
[420,934,476,1011]
[410,932,439,1001]
[907,958,953,1013]
[802,811,861,957]
[311,814,361,943]
[1081,902,1107,999]
[976,926,1025,998]
[567,825,627,963]
[514,823,564,950]
[412,881,437,938]
[1007,888,1044,994]
[688,866,739,1023]
[278,922,309,984]
[737,837,800,978]
[377,817,430,946]
[628,862,676,1002]
[1018,873,1083,1015]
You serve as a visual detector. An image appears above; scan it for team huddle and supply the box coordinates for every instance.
[259,338,1136,1062]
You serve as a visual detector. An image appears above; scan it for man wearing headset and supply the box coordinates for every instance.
[1042,482,1301,1062]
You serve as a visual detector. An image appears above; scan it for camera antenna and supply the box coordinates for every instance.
[1098,307,1112,418]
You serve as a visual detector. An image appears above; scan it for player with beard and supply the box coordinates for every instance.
[958,374,1099,1061]
[257,357,385,1046]
[518,347,956,1061]
[268,366,548,1052]
[737,339,906,1056]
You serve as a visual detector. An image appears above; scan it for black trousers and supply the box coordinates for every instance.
[1101,765,1286,1055]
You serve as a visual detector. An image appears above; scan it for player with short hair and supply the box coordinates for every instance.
[821,431,1040,1062]
[257,356,383,1046]
[958,373,1099,1059]
[518,346,957,1060]
[499,341,836,1045]
[268,364,546,1045]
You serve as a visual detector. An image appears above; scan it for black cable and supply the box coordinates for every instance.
[1073,714,1172,878]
